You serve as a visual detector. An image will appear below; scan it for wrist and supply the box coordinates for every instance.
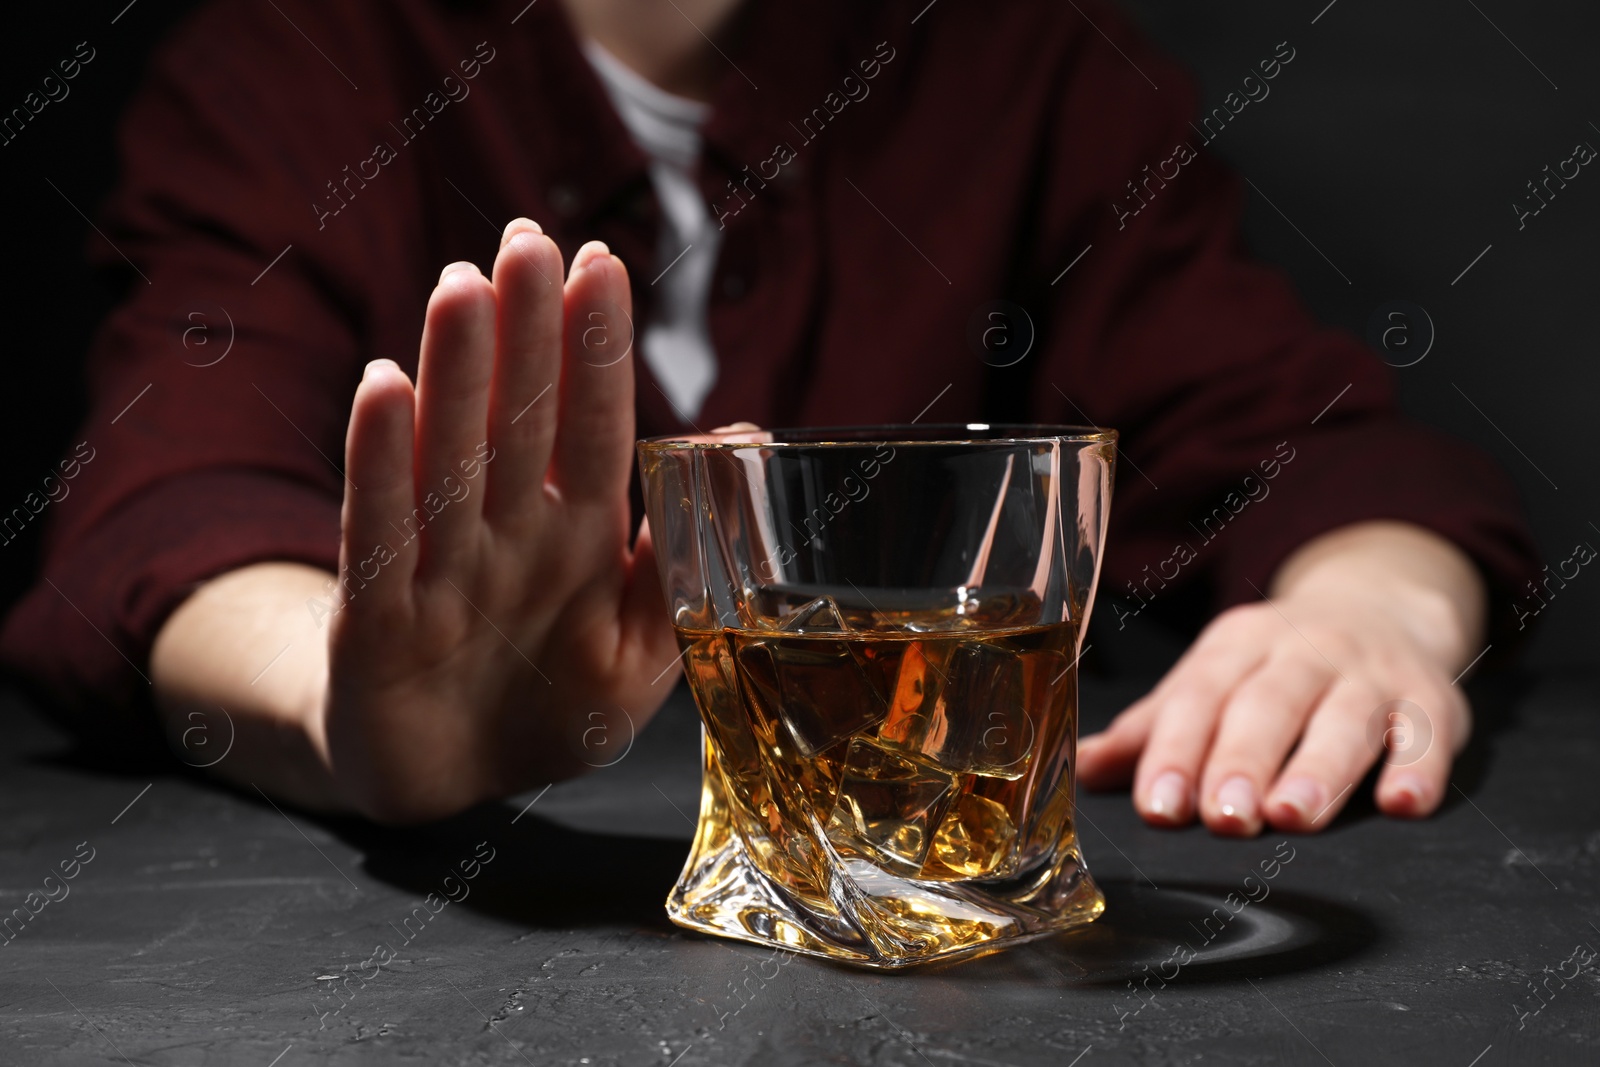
[152,562,351,812]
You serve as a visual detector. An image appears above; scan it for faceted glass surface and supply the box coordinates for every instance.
[639,425,1116,968]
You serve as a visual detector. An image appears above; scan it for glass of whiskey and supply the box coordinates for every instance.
[637,424,1116,968]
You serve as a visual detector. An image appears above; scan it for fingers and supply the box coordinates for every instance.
[413,263,497,573]
[677,427,773,445]
[696,422,772,444]
[341,359,418,612]
[1259,682,1384,832]
[484,219,565,525]
[1197,652,1336,836]
[1077,697,1156,791]
[1101,598,1471,837]
[621,516,681,677]
[552,242,636,503]
[1374,687,1467,819]
[1258,669,1465,831]
[1131,624,1269,827]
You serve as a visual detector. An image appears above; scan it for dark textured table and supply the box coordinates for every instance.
[2,669,1596,1066]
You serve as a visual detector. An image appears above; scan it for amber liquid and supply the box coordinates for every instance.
[677,594,1080,908]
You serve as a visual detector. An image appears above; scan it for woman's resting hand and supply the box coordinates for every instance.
[1077,521,1488,836]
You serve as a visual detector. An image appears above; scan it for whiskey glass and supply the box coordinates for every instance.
[638,424,1116,968]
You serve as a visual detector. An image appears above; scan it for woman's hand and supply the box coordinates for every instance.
[322,221,683,821]
[153,220,683,823]
[1076,521,1488,835]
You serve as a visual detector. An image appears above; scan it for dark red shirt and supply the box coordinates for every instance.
[2,0,1538,734]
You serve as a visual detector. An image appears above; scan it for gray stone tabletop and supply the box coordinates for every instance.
[0,669,1595,1066]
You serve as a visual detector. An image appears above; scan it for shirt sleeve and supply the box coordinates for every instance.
[0,5,401,734]
[1027,4,1539,641]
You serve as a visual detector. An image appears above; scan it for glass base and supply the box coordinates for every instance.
[665,746,1105,969]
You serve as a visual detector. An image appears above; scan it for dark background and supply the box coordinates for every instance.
[1,0,1595,667]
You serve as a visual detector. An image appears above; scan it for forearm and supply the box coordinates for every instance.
[150,562,348,812]
[1267,520,1488,674]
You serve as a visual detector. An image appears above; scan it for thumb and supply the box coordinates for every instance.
[620,515,680,684]
[1077,698,1158,791]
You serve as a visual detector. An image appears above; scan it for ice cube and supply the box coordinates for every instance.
[824,737,959,875]
[926,792,1017,878]
[735,633,889,757]
[777,594,852,633]
[877,644,1064,779]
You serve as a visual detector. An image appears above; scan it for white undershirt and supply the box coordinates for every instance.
[582,40,721,420]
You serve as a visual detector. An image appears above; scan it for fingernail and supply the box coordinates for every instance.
[500,217,543,246]
[1147,772,1188,821]
[1386,772,1429,814]
[439,260,481,284]
[364,359,405,389]
[573,240,611,270]
[1270,776,1327,825]
[1215,775,1258,824]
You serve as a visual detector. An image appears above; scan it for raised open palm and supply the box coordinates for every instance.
[323,220,679,822]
